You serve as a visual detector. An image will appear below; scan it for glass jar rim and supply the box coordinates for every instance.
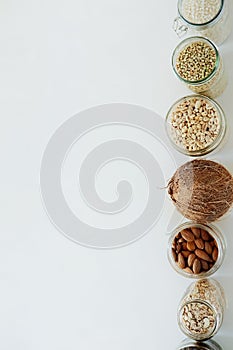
[167,222,225,279]
[172,36,220,85]
[178,299,218,340]
[178,0,224,28]
[178,338,223,350]
[165,94,226,157]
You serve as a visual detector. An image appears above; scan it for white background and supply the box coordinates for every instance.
[1,0,233,349]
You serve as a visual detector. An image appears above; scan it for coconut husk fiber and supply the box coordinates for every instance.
[168,159,233,223]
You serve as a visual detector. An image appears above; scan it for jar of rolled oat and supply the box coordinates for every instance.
[177,338,223,350]
[172,37,227,99]
[178,279,226,341]
[168,222,226,278]
[173,0,232,45]
[165,95,226,156]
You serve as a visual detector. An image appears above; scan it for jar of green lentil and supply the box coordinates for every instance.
[173,0,232,45]
[172,36,227,98]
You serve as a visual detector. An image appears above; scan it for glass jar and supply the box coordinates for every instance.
[165,95,226,157]
[177,338,223,350]
[173,0,232,45]
[167,222,225,278]
[178,279,226,340]
[172,37,227,99]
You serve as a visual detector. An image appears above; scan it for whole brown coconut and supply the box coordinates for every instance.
[168,159,233,223]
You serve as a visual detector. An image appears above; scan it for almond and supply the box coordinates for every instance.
[181,229,195,242]
[182,250,191,258]
[182,242,187,251]
[191,227,201,238]
[177,243,182,253]
[176,232,181,239]
[188,253,196,267]
[195,238,205,250]
[178,253,186,269]
[178,238,185,243]
[201,229,210,241]
[201,259,209,271]
[193,258,201,274]
[187,241,196,251]
[205,241,213,255]
[210,240,215,247]
[184,267,193,274]
[195,249,213,262]
[212,247,218,262]
[172,248,177,262]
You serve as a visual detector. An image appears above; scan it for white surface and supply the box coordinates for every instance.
[1,0,233,349]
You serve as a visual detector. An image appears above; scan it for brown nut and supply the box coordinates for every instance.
[212,247,218,262]
[176,232,181,239]
[210,240,215,247]
[195,238,205,250]
[187,241,196,251]
[193,258,201,274]
[201,229,210,241]
[195,249,213,262]
[178,253,186,269]
[191,227,201,238]
[177,243,182,253]
[205,241,213,255]
[182,250,191,258]
[181,229,195,242]
[201,259,209,271]
[172,248,177,262]
[184,267,193,274]
[188,253,196,268]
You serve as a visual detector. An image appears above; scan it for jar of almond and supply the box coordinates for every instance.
[165,95,226,156]
[177,279,226,340]
[167,222,225,278]
[172,37,227,98]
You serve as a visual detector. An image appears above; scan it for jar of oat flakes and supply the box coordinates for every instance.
[178,279,226,340]
[177,338,223,350]
[172,37,227,98]
[173,0,232,45]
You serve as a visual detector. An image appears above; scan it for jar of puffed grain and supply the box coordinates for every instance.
[178,279,226,341]
[173,0,232,45]
[177,338,223,350]
[165,95,226,156]
[172,37,227,98]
